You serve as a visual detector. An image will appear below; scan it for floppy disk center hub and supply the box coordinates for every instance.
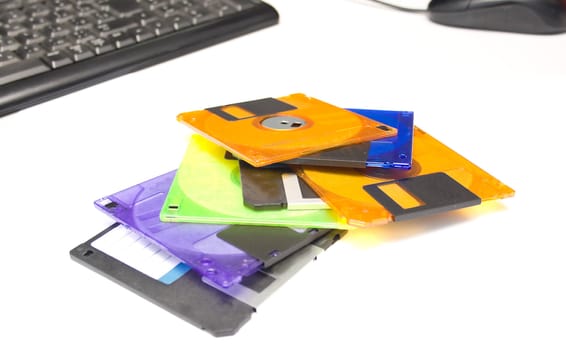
[260,116,307,130]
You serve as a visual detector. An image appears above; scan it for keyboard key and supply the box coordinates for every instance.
[135,12,160,26]
[51,9,74,24]
[0,38,20,52]
[69,17,93,31]
[1,23,27,37]
[111,33,136,49]
[16,32,46,46]
[0,52,20,68]
[53,0,74,11]
[107,0,143,17]
[42,37,70,52]
[191,7,217,25]
[170,16,194,31]
[26,16,51,30]
[146,0,171,11]
[152,21,175,36]
[23,0,44,5]
[25,4,51,18]
[66,44,94,61]
[41,51,73,69]
[225,0,257,11]
[0,1,25,12]
[155,5,183,18]
[92,11,116,25]
[128,27,155,42]
[1,10,27,25]
[203,2,233,16]
[43,24,71,38]
[15,44,45,60]
[0,58,50,85]
[72,29,96,44]
[88,37,116,55]
[76,4,97,17]
[98,18,139,37]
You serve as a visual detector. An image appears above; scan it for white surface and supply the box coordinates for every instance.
[1,0,565,349]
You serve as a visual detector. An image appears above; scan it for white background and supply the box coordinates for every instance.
[1,0,565,349]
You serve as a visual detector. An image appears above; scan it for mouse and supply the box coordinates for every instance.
[427,0,566,34]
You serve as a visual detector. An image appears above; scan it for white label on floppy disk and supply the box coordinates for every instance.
[91,225,190,285]
[282,173,330,210]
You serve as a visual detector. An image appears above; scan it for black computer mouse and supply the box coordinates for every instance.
[427,0,566,34]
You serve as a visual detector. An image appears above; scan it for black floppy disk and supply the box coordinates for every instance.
[70,223,346,336]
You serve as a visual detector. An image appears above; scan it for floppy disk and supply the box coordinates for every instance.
[160,134,352,229]
[176,93,397,167]
[70,224,345,336]
[280,108,414,169]
[95,170,334,288]
[295,126,515,227]
[239,108,414,210]
[70,224,254,337]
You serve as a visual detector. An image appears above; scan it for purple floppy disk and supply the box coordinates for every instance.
[94,170,330,288]
[94,171,262,288]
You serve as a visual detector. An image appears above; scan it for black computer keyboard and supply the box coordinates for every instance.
[0,0,278,117]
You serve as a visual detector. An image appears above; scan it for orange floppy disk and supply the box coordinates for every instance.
[176,93,397,167]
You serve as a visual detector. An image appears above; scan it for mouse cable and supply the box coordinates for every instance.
[365,0,428,13]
